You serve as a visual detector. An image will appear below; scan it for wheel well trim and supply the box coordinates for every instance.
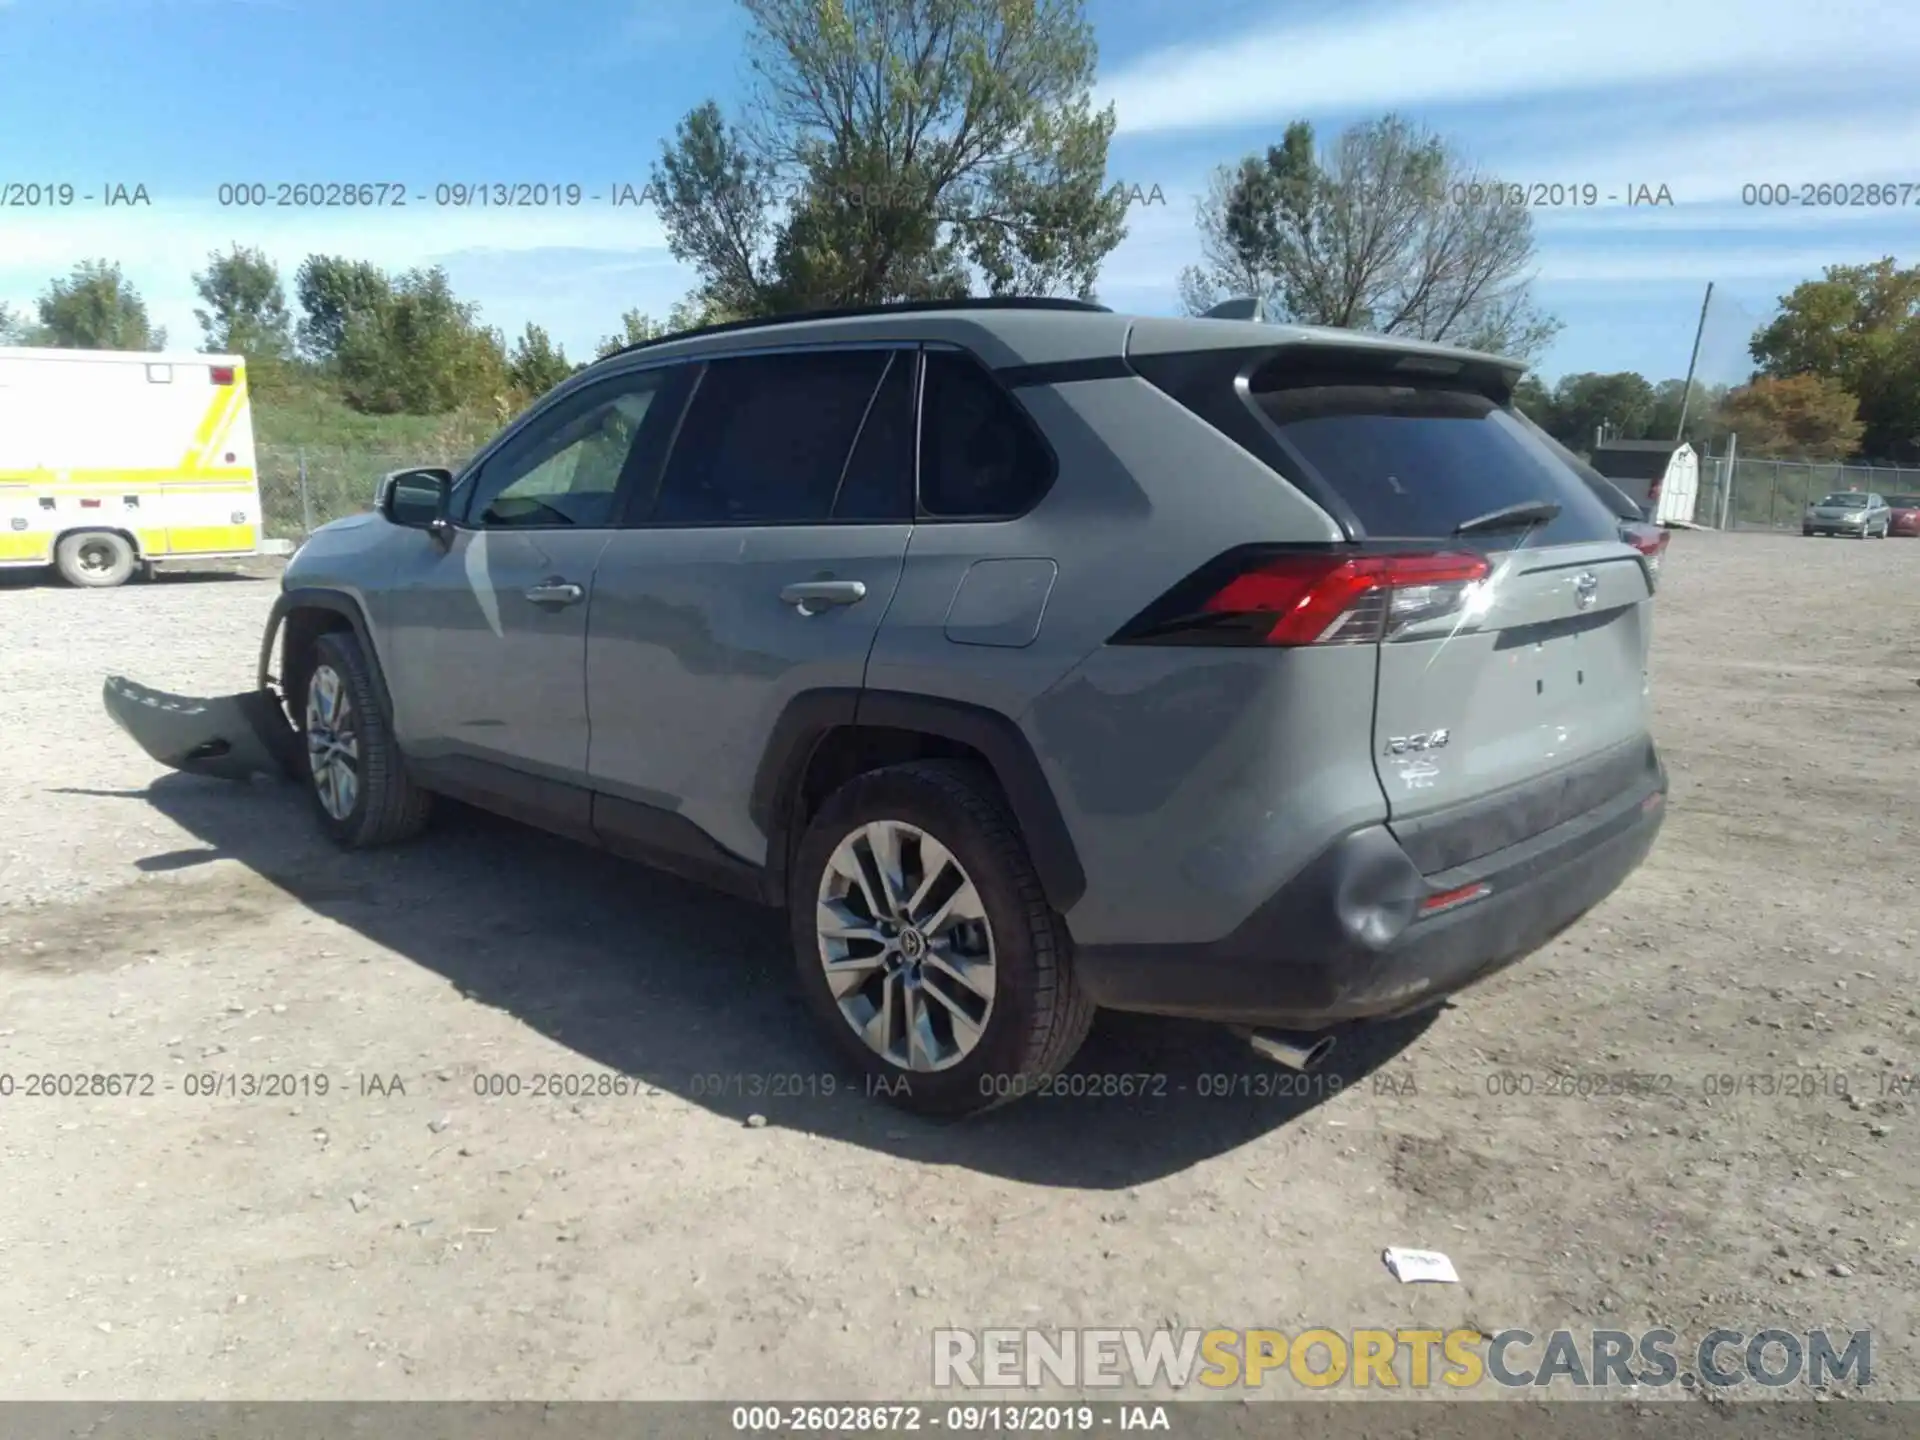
[750,687,1087,915]
[260,587,396,726]
[55,525,142,560]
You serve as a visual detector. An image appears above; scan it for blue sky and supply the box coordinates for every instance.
[3,0,1918,384]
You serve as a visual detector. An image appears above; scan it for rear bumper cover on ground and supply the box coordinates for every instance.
[102,676,302,782]
[1074,761,1668,1029]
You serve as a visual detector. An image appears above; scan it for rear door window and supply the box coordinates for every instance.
[1252,380,1621,547]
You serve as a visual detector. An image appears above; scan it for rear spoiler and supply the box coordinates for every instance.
[1185,297,1523,404]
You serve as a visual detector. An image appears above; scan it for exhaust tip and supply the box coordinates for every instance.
[1247,1029,1336,1071]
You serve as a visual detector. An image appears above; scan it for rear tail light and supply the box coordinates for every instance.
[210,365,236,385]
[1112,549,1492,647]
[1621,522,1668,584]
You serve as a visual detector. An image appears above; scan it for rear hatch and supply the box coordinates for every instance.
[1245,356,1658,872]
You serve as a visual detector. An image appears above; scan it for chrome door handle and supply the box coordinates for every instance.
[780,579,867,615]
[524,580,585,606]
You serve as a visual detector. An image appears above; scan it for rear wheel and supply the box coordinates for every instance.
[54,531,136,588]
[300,630,433,848]
[789,760,1094,1117]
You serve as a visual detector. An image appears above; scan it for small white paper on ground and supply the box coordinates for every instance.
[1382,1247,1460,1284]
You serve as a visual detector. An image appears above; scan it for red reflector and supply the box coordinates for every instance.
[210,365,235,385]
[1420,882,1490,914]
[80,498,102,508]
[1641,791,1664,813]
[1202,552,1490,646]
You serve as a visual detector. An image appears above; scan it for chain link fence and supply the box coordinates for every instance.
[1694,457,1920,531]
[259,442,482,541]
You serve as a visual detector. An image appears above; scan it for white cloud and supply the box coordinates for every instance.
[1097,0,1920,136]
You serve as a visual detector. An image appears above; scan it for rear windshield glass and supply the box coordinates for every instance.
[1820,493,1868,506]
[1251,381,1620,546]
[1888,495,1920,507]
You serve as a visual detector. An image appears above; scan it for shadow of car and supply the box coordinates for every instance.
[69,769,1435,1189]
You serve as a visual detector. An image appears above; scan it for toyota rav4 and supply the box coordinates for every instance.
[105,297,1668,1115]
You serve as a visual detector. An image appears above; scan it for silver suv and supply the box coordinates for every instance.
[106,298,1668,1115]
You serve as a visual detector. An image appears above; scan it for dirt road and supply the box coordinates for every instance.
[1,534,1916,1403]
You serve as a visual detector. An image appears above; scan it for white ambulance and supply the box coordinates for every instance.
[0,346,263,587]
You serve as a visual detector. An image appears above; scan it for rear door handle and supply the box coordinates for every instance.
[780,579,867,615]
[524,579,585,606]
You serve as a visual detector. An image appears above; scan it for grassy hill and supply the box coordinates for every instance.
[252,380,501,538]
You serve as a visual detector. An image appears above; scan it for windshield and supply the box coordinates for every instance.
[1886,494,1920,507]
[1818,493,1869,506]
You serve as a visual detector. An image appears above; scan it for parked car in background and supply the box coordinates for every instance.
[1885,494,1920,536]
[104,298,1669,1115]
[1803,491,1891,538]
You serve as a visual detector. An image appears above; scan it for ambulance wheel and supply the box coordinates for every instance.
[55,531,137,588]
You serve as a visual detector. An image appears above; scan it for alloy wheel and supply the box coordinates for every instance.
[304,664,361,821]
[815,820,997,1072]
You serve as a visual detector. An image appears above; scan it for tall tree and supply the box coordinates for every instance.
[1646,377,1726,450]
[595,308,672,359]
[651,0,1128,316]
[1716,374,1864,461]
[0,301,30,345]
[592,297,732,359]
[1180,115,1559,363]
[335,266,506,415]
[507,322,579,398]
[293,255,393,364]
[1547,371,1660,448]
[1750,257,1920,461]
[192,245,295,388]
[34,260,166,350]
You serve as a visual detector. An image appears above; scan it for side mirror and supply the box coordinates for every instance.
[377,467,454,543]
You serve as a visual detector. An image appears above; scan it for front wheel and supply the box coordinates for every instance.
[300,630,433,848]
[788,760,1094,1117]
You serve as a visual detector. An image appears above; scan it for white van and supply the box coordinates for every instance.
[0,346,263,586]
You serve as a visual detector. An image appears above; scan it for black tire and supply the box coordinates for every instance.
[299,629,433,848]
[788,760,1094,1117]
[54,530,136,588]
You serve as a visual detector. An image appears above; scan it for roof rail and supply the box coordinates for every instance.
[600,295,1111,362]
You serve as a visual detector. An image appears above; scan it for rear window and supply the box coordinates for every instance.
[1251,381,1620,546]
[1888,495,1920,507]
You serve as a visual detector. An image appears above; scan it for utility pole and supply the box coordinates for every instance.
[1718,431,1738,530]
[1674,281,1713,442]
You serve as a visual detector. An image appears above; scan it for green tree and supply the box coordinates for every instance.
[1511,373,1557,431]
[1180,116,1559,363]
[651,0,1127,317]
[507,322,579,398]
[192,245,295,389]
[1544,371,1659,448]
[595,308,671,359]
[1750,257,1920,461]
[1717,374,1864,460]
[0,301,31,345]
[294,255,393,364]
[1646,377,1726,450]
[335,266,507,415]
[34,260,166,349]
[594,297,739,359]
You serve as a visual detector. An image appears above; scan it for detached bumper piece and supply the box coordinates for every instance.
[102,676,303,782]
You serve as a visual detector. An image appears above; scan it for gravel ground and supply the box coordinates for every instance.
[0,533,1916,1405]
